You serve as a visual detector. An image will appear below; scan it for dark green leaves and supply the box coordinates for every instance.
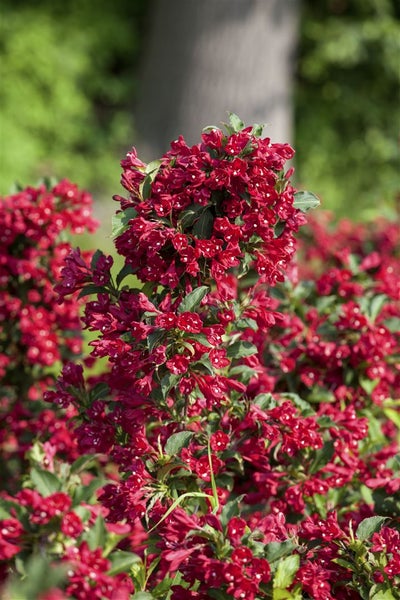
[293,190,320,212]
[140,159,162,200]
[78,284,106,299]
[85,516,107,550]
[273,554,300,589]
[107,551,141,576]
[30,468,60,496]
[111,207,137,238]
[356,516,388,541]
[227,112,245,133]
[116,263,135,287]
[90,249,104,270]
[164,431,194,455]
[192,207,214,239]
[4,555,67,600]
[226,340,257,359]
[178,286,209,313]
[179,203,204,229]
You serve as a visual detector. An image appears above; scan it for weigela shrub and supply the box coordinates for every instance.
[0,181,98,488]
[1,116,399,599]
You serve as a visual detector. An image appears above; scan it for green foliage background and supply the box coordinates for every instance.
[0,0,146,197]
[295,0,400,218]
[1,0,399,218]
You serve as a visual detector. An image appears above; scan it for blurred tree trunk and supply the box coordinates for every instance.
[135,0,300,159]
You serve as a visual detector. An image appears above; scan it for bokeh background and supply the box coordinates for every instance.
[1,0,399,232]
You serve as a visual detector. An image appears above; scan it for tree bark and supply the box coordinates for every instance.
[135,0,300,159]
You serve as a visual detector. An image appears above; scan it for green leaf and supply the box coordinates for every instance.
[372,489,400,517]
[228,364,257,383]
[90,382,110,402]
[107,550,141,576]
[0,502,12,519]
[30,468,61,496]
[359,376,379,395]
[73,477,105,504]
[179,203,204,229]
[332,557,355,571]
[254,393,276,410]
[116,263,135,287]
[147,329,166,353]
[3,555,67,600]
[192,208,214,239]
[370,586,396,600]
[145,159,162,175]
[72,506,91,521]
[178,286,209,313]
[356,516,388,541]
[236,317,258,331]
[274,220,286,238]
[70,454,99,474]
[273,589,299,600]
[192,356,214,375]
[139,161,162,200]
[85,515,107,550]
[187,333,213,348]
[132,593,155,600]
[152,573,184,595]
[266,540,296,563]
[309,441,335,474]
[251,123,264,137]
[237,251,255,279]
[273,554,300,589]
[384,317,400,333]
[90,249,104,270]
[293,190,320,212]
[311,493,328,518]
[229,365,257,377]
[140,175,153,200]
[360,484,374,506]
[220,495,245,527]
[160,372,180,400]
[78,284,105,298]
[165,431,194,455]
[111,207,137,238]
[208,591,231,600]
[383,407,400,430]
[226,341,257,359]
[347,253,360,275]
[228,112,245,132]
[367,294,387,322]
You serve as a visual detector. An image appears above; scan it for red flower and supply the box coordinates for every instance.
[210,431,230,452]
[176,312,203,333]
[61,511,84,537]
[166,354,190,375]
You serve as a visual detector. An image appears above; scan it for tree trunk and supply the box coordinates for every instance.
[135,0,300,159]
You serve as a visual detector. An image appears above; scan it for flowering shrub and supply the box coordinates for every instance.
[0,116,399,599]
[0,181,97,488]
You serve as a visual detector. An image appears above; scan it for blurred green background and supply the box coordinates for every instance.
[1,0,399,224]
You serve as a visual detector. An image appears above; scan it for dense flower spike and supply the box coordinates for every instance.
[1,117,399,598]
[114,124,306,292]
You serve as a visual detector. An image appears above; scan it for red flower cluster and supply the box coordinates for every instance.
[112,127,305,291]
[0,181,97,488]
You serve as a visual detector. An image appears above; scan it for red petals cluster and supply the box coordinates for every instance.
[115,127,305,290]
